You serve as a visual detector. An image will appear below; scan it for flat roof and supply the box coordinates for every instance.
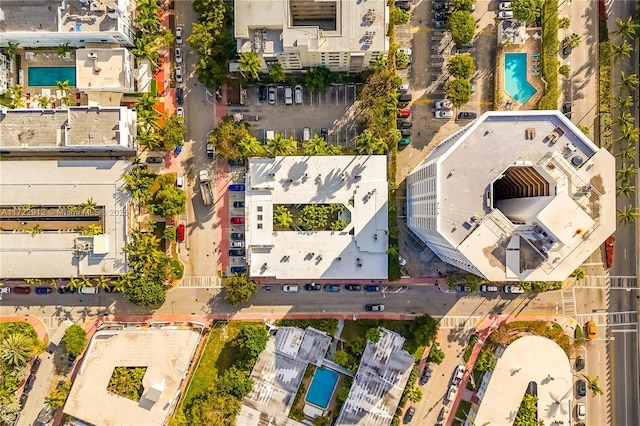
[0,106,135,150]
[235,0,388,53]
[76,48,134,91]
[245,156,389,279]
[469,335,574,426]
[336,328,414,425]
[0,160,131,278]
[63,327,201,426]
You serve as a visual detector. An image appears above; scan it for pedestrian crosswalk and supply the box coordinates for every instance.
[435,315,483,329]
[178,276,222,288]
[574,276,638,288]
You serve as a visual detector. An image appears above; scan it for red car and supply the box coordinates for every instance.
[398,109,411,117]
[176,224,185,242]
[13,286,31,295]
[231,217,245,224]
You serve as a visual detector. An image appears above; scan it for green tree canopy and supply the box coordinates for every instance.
[427,342,445,364]
[234,324,269,359]
[366,328,381,343]
[445,78,472,107]
[186,392,240,426]
[124,164,156,204]
[511,0,544,23]
[0,333,35,368]
[305,67,334,93]
[446,11,475,45]
[269,64,286,83]
[209,116,252,160]
[266,133,297,156]
[160,114,186,150]
[224,274,257,306]
[149,185,186,217]
[124,276,166,308]
[238,51,262,80]
[45,381,72,409]
[390,7,410,25]
[62,324,87,357]
[514,394,542,426]
[300,204,329,230]
[450,0,476,10]
[304,135,341,156]
[447,54,476,79]
[273,205,294,228]
[355,130,387,155]
[217,366,254,398]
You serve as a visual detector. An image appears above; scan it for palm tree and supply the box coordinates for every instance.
[355,130,387,155]
[304,135,331,156]
[137,129,162,151]
[273,205,294,228]
[115,272,136,292]
[56,80,70,95]
[616,112,634,129]
[81,197,97,213]
[79,275,93,289]
[615,125,639,143]
[4,42,20,60]
[614,17,639,40]
[617,182,635,198]
[56,42,72,56]
[612,40,633,62]
[238,52,262,81]
[132,37,159,69]
[617,71,639,93]
[563,33,582,49]
[617,163,638,181]
[0,334,34,368]
[372,57,388,72]
[266,134,297,157]
[95,275,112,290]
[60,95,71,107]
[617,143,636,161]
[615,95,634,111]
[237,135,264,157]
[269,64,286,83]
[67,276,82,291]
[138,92,159,111]
[582,374,604,396]
[617,205,640,224]
[9,96,25,109]
[37,95,50,109]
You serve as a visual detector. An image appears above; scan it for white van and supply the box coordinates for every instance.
[303,127,311,142]
[79,287,99,294]
[282,285,299,293]
[284,87,293,105]
[176,175,185,189]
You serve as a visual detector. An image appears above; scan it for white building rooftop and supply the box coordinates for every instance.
[76,47,135,93]
[245,155,389,279]
[407,111,616,281]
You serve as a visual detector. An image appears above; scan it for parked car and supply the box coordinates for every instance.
[79,287,99,294]
[229,249,246,257]
[398,47,412,56]
[258,86,267,101]
[398,108,411,117]
[404,406,415,423]
[228,158,246,167]
[480,285,499,293]
[231,232,245,240]
[499,2,512,10]
[68,354,76,366]
[146,156,163,164]
[435,110,454,119]
[445,385,457,403]
[498,10,513,19]
[397,119,413,128]
[400,128,412,137]
[419,365,431,385]
[282,285,299,293]
[433,2,445,10]
[364,285,381,292]
[57,286,74,294]
[175,47,183,63]
[575,356,585,371]
[324,285,341,292]
[176,224,185,242]
[457,111,477,120]
[304,282,321,291]
[175,66,183,83]
[434,11,447,19]
[230,266,246,274]
[365,304,385,311]
[400,137,410,146]
[396,1,411,11]
[175,27,183,44]
[230,241,244,248]
[433,20,446,29]
[0,287,11,294]
[231,217,245,224]
[13,286,31,295]
[452,364,465,385]
[233,201,245,208]
[434,100,453,109]
[229,184,245,191]
[19,392,28,407]
[398,93,412,102]
[294,85,303,104]
[24,374,36,393]
[586,321,596,339]
[34,287,52,295]
[36,406,53,425]
[576,379,587,397]
[563,102,572,118]
[438,406,449,421]
[345,284,361,291]
[31,358,41,374]
[563,45,573,56]
[576,402,586,420]
[284,86,293,105]
[176,87,184,105]
[504,285,525,294]
[455,285,472,292]
[176,107,184,117]
[268,87,276,104]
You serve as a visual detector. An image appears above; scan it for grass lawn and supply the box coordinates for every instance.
[182,321,243,405]
[340,320,370,340]
[341,320,425,360]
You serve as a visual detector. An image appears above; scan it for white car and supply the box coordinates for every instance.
[230,241,245,248]
[175,66,183,83]
[175,47,182,64]
[284,87,293,105]
[282,285,299,293]
[498,10,514,19]
[176,107,184,117]
[0,287,10,294]
[434,110,454,119]
[176,175,184,189]
[268,87,276,105]
[499,2,512,10]
[176,27,183,44]
[294,85,303,104]
[445,385,458,403]
[452,364,465,385]
[576,403,586,420]
[504,285,525,294]
[398,47,412,56]
[434,100,453,110]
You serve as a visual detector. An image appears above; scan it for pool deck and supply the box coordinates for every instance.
[499,29,545,110]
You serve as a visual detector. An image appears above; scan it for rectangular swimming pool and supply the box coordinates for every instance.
[28,67,76,87]
[504,53,537,105]
[305,367,339,409]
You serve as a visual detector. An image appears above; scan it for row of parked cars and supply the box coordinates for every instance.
[455,284,525,294]
[258,85,304,105]
[1,286,99,295]
[282,283,382,292]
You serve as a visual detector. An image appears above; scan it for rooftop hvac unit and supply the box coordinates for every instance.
[88,52,98,60]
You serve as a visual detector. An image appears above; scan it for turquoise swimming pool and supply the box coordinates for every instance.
[504,53,537,105]
[305,367,339,409]
[28,67,76,87]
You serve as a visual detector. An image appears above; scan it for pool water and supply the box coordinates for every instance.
[28,67,76,87]
[504,53,537,105]
[305,367,339,409]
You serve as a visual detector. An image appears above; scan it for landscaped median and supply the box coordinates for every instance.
[536,0,560,109]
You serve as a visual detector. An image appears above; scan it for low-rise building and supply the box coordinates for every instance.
[406,111,616,281]
[76,47,136,99]
[234,0,389,72]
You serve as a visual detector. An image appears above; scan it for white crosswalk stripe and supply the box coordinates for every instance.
[434,315,483,329]
[574,276,638,288]
[178,276,222,288]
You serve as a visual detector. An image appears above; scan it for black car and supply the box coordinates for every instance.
[176,87,184,105]
[562,45,572,56]
[401,129,412,137]
[434,20,446,29]
[433,2,446,9]
[397,119,413,128]
[404,406,415,423]
[419,365,431,385]
[233,201,245,208]
[31,357,41,374]
[231,232,245,240]
[258,86,267,101]
[434,11,447,19]
[455,285,472,292]
[575,356,585,371]
[24,374,36,393]
[68,353,76,366]
[228,159,246,167]
[398,93,412,103]
[19,393,27,407]
[457,112,477,120]
[576,379,587,397]
[230,266,246,274]
[304,282,321,291]
[146,156,163,164]
[229,249,246,257]
[320,128,329,141]
[324,285,341,292]
[58,286,76,294]
[396,1,411,11]
[345,284,361,291]
[562,102,572,118]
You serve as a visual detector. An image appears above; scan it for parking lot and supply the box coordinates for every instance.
[228,84,363,148]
